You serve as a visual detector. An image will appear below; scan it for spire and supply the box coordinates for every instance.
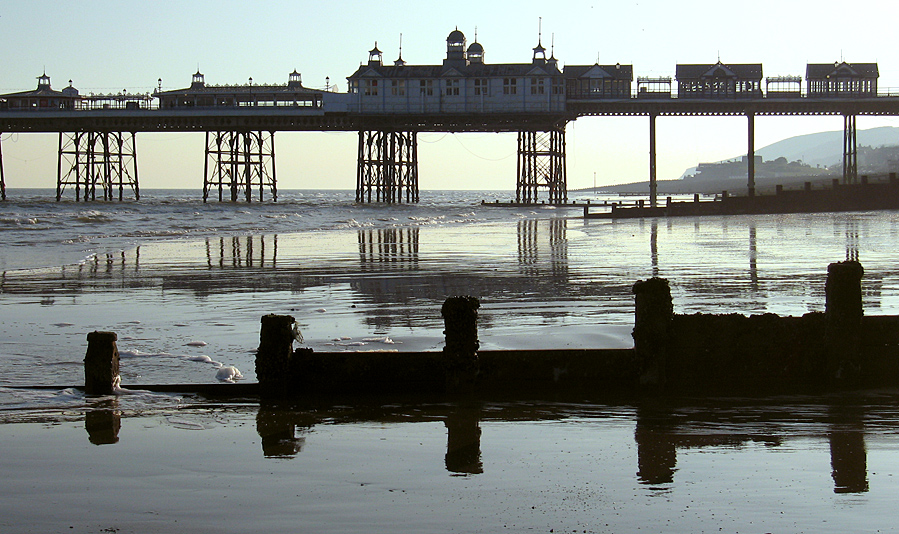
[532,17,547,64]
[394,33,406,66]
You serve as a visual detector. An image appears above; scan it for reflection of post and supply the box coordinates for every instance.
[444,406,483,475]
[85,399,121,445]
[650,220,658,278]
[634,405,677,485]
[845,220,859,262]
[256,403,312,458]
[549,218,568,277]
[749,223,758,289]
[829,404,868,493]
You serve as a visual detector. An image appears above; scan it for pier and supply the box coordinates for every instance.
[1,30,898,203]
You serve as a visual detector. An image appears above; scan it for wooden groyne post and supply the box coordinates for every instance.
[442,296,480,391]
[632,278,673,386]
[84,331,120,395]
[256,314,302,396]
[825,260,864,381]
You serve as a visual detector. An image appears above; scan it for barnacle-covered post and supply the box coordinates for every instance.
[825,261,864,382]
[84,331,120,395]
[442,296,480,391]
[632,277,673,387]
[256,314,302,396]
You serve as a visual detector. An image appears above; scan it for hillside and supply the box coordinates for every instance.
[593,126,899,195]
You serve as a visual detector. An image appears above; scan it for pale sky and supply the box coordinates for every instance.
[2,0,898,191]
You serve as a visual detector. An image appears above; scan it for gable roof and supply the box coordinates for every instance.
[806,62,879,80]
[676,62,763,80]
[563,64,633,81]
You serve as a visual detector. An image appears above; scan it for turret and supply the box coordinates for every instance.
[190,71,206,90]
[444,28,467,67]
[368,43,383,67]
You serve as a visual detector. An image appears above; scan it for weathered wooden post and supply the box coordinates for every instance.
[825,261,864,382]
[84,331,120,395]
[632,278,673,386]
[442,296,480,391]
[256,314,300,396]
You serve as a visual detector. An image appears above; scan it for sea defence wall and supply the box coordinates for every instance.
[82,260,899,398]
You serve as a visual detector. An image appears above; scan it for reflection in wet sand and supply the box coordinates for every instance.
[84,398,121,445]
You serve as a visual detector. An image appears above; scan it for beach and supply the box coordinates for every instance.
[2,189,899,532]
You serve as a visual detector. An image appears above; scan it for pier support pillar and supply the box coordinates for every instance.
[84,331,120,395]
[516,127,567,204]
[649,113,658,208]
[442,296,480,391]
[843,114,858,185]
[747,113,756,197]
[356,130,419,203]
[256,314,302,396]
[204,130,277,203]
[0,133,5,200]
[825,261,864,381]
[57,132,139,201]
[632,277,673,386]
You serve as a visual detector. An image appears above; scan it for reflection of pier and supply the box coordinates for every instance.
[358,227,419,270]
[517,218,568,280]
[206,235,279,269]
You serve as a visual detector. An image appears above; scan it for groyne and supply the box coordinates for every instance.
[70,260,899,399]
[584,173,899,219]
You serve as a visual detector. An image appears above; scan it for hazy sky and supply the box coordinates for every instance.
[2,0,898,191]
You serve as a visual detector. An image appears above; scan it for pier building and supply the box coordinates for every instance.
[346,29,569,203]
[1,73,80,110]
[675,61,763,99]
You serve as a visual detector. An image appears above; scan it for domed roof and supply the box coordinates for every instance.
[467,42,484,54]
[447,29,465,42]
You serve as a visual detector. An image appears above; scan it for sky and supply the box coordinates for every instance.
[1,0,898,191]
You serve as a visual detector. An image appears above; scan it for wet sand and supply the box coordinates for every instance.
[2,395,899,533]
[4,211,899,532]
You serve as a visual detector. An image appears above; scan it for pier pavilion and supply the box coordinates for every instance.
[346,28,569,203]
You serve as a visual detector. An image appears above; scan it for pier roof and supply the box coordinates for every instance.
[806,62,879,80]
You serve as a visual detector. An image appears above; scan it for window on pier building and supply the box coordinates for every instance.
[552,78,564,95]
[419,80,434,96]
[363,79,379,96]
[530,77,545,95]
[474,78,488,95]
[445,79,460,96]
[503,78,518,95]
[391,80,406,96]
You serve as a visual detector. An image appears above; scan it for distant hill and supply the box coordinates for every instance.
[755,126,899,168]
[590,126,899,195]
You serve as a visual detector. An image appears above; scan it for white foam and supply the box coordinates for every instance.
[215,366,243,383]
[362,337,401,344]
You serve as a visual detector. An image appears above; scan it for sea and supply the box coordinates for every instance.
[2,188,899,533]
